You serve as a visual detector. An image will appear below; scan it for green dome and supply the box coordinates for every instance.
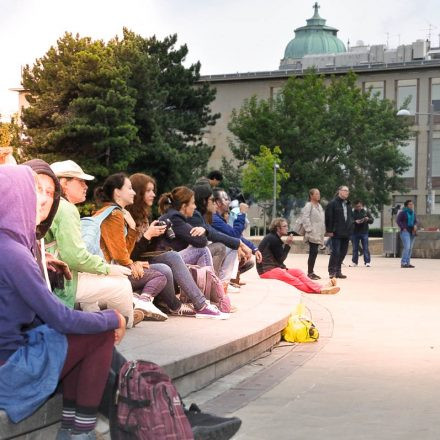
[283,3,346,60]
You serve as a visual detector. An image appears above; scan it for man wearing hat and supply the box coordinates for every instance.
[45,160,139,327]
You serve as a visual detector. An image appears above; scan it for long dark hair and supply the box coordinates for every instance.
[127,173,156,228]
[158,186,194,215]
[94,173,127,204]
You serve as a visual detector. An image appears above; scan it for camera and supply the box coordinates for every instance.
[156,219,176,240]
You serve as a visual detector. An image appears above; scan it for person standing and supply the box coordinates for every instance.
[396,199,418,268]
[349,200,374,267]
[302,188,325,280]
[325,185,354,279]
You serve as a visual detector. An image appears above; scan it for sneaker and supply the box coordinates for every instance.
[349,263,358,267]
[401,264,409,268]
[307,273,321,280]
[196,303,229,320]
[185,403,242,440]
[365,263,371,267]
[335,273,347,279]
[70,431,97,440]
[56,428,72,440]
[134,298,168,321]
[171,303,196,317]
[320,286,340,294]
[407,264,415,268]
[227,284,241,294]
[133,309,145,326]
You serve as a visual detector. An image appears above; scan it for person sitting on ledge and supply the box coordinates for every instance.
[257,218,340,295]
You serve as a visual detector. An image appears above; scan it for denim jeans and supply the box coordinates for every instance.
[150,251,206,310]
[400,230,416,265]
[351,233,370,265]
[179,245,213,267]
[328,237,349,276]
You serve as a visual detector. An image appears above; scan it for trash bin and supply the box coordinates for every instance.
[383,227,400,257]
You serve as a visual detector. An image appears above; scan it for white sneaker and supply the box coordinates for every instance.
[196,303,230,320]
[349,263,358,267]
[134,297,168,321]
[365,263,371,267]
[227,284,240,294]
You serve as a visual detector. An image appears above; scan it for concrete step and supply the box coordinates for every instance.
[0,272,301,439]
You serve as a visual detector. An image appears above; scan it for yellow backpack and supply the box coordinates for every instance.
[282,304,319,343]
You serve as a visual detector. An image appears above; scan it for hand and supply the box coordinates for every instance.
[108,264,132,277]
[45,253,72,280]
[140,261,150,269]
[254,250,263,263]
[190,226,206,237]
[144,220,167,240]
[122,209,137,230]
[113,310,126,345]
[239,203,249,214]
[239,242,252,259]
[286,233,294,245]
[129,261,144,280]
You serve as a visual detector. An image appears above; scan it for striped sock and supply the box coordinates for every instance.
[61,400,75,430]
[72,407,97,434]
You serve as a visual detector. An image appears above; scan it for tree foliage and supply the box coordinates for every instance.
[21,30,219,193]
[228,70,412,214]
[242,146,289,203]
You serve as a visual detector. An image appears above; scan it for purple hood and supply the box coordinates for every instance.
[0,165,37,251]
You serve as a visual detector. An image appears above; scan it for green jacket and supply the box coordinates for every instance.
[45,198,109,307]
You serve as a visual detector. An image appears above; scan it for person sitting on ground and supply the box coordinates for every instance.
[0,165,126,440]
[349,200,374,268]
[195,170,223,188]
[127,174,226,319]
[94,173,178,322]
[257,218,340,295]
[45,160,136,327]
[211,188,262,286]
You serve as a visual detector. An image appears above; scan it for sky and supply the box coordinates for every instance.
[1,0,440,120]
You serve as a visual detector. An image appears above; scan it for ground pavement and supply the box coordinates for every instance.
[189,253,440,440]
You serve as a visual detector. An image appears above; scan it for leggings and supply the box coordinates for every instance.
[60,331,114,411]
[307,242,319,274]
[260,267,321,294]
[149,251,206,310]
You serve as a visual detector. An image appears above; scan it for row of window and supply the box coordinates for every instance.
[397,138,440,179]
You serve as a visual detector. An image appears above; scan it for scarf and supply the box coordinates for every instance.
[403,207,415,227]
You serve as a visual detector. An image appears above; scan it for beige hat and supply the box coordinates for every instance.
[50,160,94,180]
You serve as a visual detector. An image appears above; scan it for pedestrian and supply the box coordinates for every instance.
[325,185,354,279]
[301,188,325,280]
[396,199,418,268]
[349,200,373,267]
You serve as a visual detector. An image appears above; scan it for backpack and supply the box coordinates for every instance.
[113,360,194,440]
[185,265,231,313]
[80,205,121,258]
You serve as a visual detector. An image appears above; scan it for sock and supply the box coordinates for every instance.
[72,407,97,434]
[61,399,75,430]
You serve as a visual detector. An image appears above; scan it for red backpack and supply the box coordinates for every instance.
[185,265,231,313]
[114,360,194,440]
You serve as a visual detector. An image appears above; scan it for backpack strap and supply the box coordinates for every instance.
[94,205,121,226]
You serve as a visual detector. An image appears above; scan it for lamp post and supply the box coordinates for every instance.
[397,105,439,214]
[273,163,280,219]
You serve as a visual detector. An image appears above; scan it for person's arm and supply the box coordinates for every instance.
[100,210,134,266]
[396,211,405,230]
[325,202,334,234]
[366,211,374,225]
[167,213,208,247]
[5,249,119,334]
[268,235,290,264]
[302,203,313,232]
[50,201,109,275]
[212,213,243,238]
[240,236,257,253]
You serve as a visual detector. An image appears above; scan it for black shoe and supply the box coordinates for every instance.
[335,273,347,279]
[186,404,242,440]
[401,264,409,268]
[407,264,415,268]
[308,273,321,280]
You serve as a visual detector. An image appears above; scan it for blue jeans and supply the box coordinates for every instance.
[400,230,415,265]
[351,233,370,265]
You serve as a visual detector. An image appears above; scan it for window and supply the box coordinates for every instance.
[397,79,417,115]
[431,78,440,123]
[433,137,440,178]
[364,81,384,99]
[398,138,416,178]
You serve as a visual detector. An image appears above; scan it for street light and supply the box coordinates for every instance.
[273,163,280,219]
[397,104,439,214]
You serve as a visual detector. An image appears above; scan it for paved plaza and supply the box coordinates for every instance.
[190,253,440,440]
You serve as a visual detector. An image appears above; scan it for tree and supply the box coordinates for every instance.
[20,30,219,192]
[242,146,289,205]
[228,70,411,214]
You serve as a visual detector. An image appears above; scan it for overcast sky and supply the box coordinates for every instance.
[1,0,440,120]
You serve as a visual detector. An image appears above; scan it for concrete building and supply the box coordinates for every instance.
[201,3,440,225]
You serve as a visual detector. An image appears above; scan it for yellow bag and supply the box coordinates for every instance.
[282,303,319,343]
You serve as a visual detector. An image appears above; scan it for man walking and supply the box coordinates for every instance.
[349,200,374,267]
[325,186,353,279]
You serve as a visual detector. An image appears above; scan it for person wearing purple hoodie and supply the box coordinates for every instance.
[0,165,126,440]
